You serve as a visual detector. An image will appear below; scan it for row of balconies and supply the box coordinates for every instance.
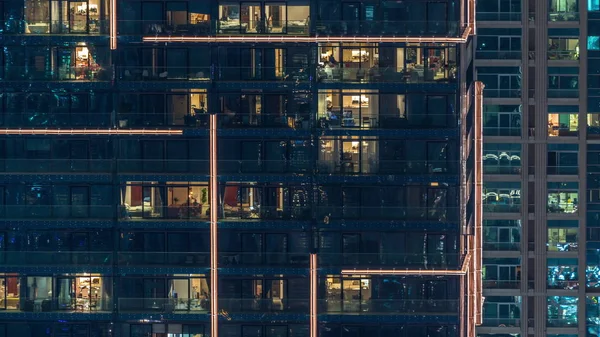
[0,65,459,84]
[0,251,461,269]
[0,159,459,175]
[0,297,459,315]
[0,205,459,222]
[3,19,464,38]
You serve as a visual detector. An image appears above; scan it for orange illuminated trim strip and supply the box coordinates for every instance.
[209,114,219,337]
[310,254,317,337]
[473,81,485,327]
[142,27,472,44]
[341,253,471,276]
[110,0,117,49]
[0,129,182,135]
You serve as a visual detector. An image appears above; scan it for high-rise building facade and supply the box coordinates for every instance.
[0,1,481,336]
[476,1,600,337]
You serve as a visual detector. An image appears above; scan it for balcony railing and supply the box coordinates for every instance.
[0,252,467,269]
[2,66,113,81]
[316,160,459,175]
[483,127,521,137]
[475,51,522,60]
[135,19,464,38]
[2,297,112,312]
[317,66,458,84]
[476,12,522,21]
[483,242,520,251]
[548,50,579,61]
[483,89,521,98]
[4,19,110,35]
[0,205,114,219]
[317,253,461,269]
[482,317,520,327]
[318,114,458,130]
[482,279,520,289]
[0,251,112,266]
[547,166,578,175]
[483,166,522,174]
[548,12,580,21]
[0,204,460,222]
[116,298,459,315]
[315,206,458,222]
[482,204,521,213]
[0,158,461,175]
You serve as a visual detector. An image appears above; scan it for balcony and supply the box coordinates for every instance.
[317,253,461,269]
[475,51,522,60]
[4,19,110,35]
[483,242,520,251]
[119,67,210,82]
[315,206,458,222]
[483,89,521,98]
[548,50,579,61]
[139,19,464,38]
[318,114,458,130]
[317,65,457,84]
[316,160,459,175]
[2,66,113,82]
[0,298,112,313]
[1,205,113,220]
[0,251,112,267]
[116,298,459,315]
[483,279,521,289]
[475,12,522,21]
[548,12,579,21]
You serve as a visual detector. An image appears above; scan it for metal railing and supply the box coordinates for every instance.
[128,19,464,38]
[2,66,113,81]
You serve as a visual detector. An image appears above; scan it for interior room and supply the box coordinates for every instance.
[318,137,379,174]
[317,44,379,82]
[24,0,105,34]
[547,228,578,251]
[55,274,109,311]
[0,276,20,310]
[168,275,210,311]
[218,2,309,34]
[547,191,578,213]
[286,4,310,34]
[317,90,379,128]
[325,276,372,312]
[120,182,210,220]
[548,113,578,136]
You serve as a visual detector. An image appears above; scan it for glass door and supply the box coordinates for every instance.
[57,48,74,80]
[69,140,89,172]
[56,277,76,310]
[71,232,90,265]
[241,2,262,33]
[241,49,262,80]
[143,278,166,310]
[241,233,263,264]
[342,233,360,264]
[264,3,286,33]
[70,186,89,218]
[51,0,69,33]
[265,279,286,310]
[342,278,361,311]
[342,3,361,34]
[0,277,6,310]
[341,140,360,173]
[69,1,89,33]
